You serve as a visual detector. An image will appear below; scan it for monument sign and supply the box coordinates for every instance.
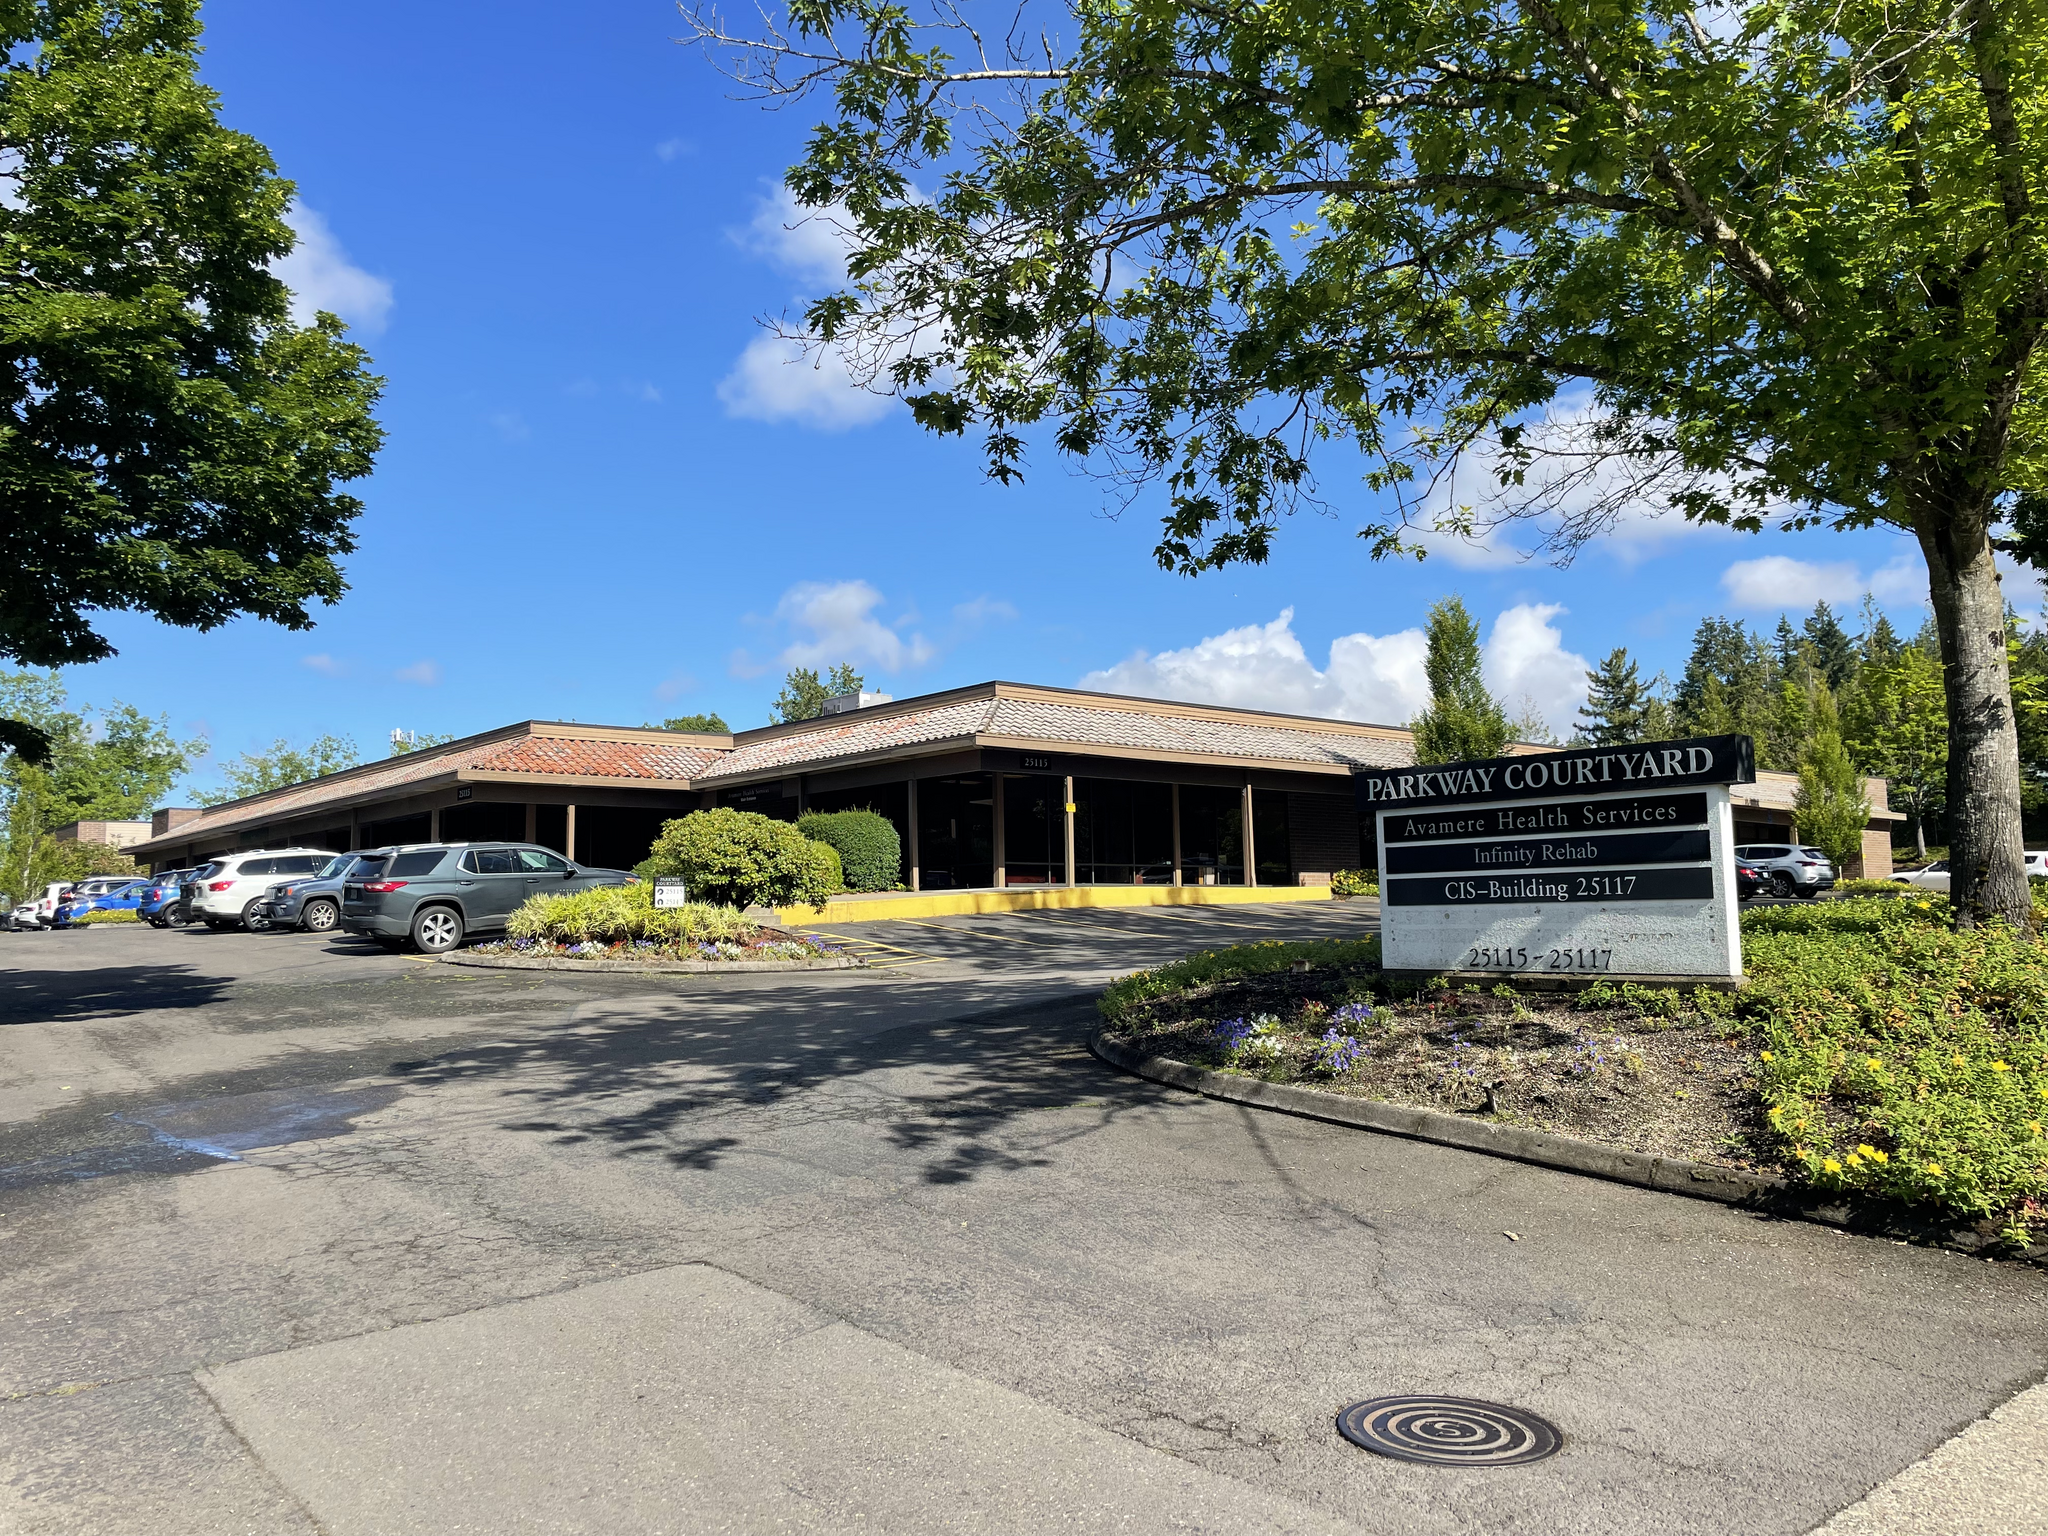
[1354,736,1754,981]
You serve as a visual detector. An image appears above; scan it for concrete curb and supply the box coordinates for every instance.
[1089,1026,2048,1262]
[1090,1025,1780,1205]
[438,952,865,975]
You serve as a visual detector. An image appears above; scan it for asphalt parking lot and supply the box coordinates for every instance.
[2,905,2045,1535]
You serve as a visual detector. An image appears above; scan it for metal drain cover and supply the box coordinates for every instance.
[1336,1396,1562,1467]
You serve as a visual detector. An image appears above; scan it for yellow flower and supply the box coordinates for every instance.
[1924,1162,1944,1176]
[1855,1144,1890,1164]
[1867,1057,1884,1071]
[1992,1061,2012,1072]
[1759,1049,1773,1062]
[1823,1158,1843,1174]
[2030,1122,2043,1137]
[1844,1154,1863,1169]
[1954,1054,1967,1066]
[1793,1118,1807,1130]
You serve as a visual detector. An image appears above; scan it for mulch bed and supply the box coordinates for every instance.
[1107,966,1774,1171]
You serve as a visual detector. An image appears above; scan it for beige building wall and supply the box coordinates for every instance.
[51,820,153,849]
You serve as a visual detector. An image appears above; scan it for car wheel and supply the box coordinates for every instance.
[241,899,272,932]
[302,899,339,933]
[1770,871,1794,899]
[203,917,228,931]
[409,906,464,954]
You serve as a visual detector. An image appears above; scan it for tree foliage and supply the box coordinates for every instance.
[699,0,2045,922]
[1575,647,1655,746]
[771,662,865,723]
[1411,596,1509,762]
[1795,694,1873,868]
[198,734,360,805]
[660,712,732,734]
[797,808,902,891]
[643,808,841,908]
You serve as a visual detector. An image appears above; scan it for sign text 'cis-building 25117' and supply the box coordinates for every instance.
[1354,737,1754,981]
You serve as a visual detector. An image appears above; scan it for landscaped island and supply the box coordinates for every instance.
[1099,897,2048,1252]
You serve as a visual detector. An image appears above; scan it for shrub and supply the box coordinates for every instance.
[77,907,140,925]
[1738,896,2048,1243]
[1331,868,1379,897]
[507,882,761,945]
[641,809,841,909]
[796,809,901,893]
[1834,877,1910,895]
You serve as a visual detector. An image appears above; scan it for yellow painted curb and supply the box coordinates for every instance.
[776,883,1334,926]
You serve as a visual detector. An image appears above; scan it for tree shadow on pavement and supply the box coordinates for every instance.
[387,979,1173,1188]
[0,963,233,1025]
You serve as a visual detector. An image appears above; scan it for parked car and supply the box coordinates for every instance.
[340,843,632,953]
[12,881,77,930]
[139,870,197,927]
[1735,859,1767,900]
[1895,858,1949,892]
[260,852,381,933]
[185,848,336,931]
[1734,843,1837,898]
[52,879,149,927]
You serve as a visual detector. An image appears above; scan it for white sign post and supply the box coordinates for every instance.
[652,877,689,909]
[1355,736,1754,983]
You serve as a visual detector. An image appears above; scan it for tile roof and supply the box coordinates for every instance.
[693,690,1415,782]
[138,727,721,850]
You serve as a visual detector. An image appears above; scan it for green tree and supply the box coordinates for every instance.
[1859,603,1904,668]
[1574,648,1652,746]
[1673,619,1778,743]
[1803,603,1859,691]
[1843,646,1949,855]
[387,730,455,756]
[771,663,865,724]
[199,735,360,805]
[1796,695,1874,872]
[704,0,2046,923]
[1411,597,1509,764]
[0,2,384,766]
[659,713,732,734]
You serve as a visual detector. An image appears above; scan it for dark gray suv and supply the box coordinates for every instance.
[340,842,632,952]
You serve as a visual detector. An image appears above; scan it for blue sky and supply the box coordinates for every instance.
[56,0,1991,796]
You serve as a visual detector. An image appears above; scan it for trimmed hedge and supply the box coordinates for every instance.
[797,810,901,892]
[1331,868,1379,897]
[642,809,840,909]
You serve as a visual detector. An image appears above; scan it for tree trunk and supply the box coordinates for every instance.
[1916,516,2029,926]
[1914,813,1927,858]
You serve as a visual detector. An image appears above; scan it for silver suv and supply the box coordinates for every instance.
[1735,843,1837,898]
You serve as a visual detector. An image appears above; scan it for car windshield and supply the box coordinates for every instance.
[316,856,353,878]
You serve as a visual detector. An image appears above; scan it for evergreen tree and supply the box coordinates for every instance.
[1795,692,1873,871]
[1673,618,1778,743]
[1858,600,1903,668]
[1773,616,1806,678]
[1803,602,1858,689]
[1575,648,1652,746]
[1411,597,1510,763]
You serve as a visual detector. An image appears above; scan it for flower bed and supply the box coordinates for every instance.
[1099,900,2048,1249]
[468,931,846,965]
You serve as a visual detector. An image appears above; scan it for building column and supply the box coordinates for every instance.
[1063,775,1077,888]
[429,806,441,842]
[992,774,1006,890]
[524,803,537,843]
[565,804,578,864]
[1170,783,1182,888]
[797,775,808,816]
[1241,781,1256,886]
[907,779,920,892]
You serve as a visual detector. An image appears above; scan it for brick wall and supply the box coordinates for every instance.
[1286,792,1358,884]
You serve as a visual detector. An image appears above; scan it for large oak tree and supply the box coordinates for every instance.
[0,1,384,760]
[694,0,2045,924]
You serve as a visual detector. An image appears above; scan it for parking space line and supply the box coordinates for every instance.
[803,931,947,970]
[874,918,1059,948]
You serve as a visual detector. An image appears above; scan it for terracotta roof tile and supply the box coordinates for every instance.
[694,698,997,781]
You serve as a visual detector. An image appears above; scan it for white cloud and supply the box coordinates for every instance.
[1080,608,1429,726]
[717,333,897,430]
[654,137,694,162]
[1082,605,1593,737]
[1723,555,1886,609]
[735,185,856,289]
[1483,604,1591,738]
[774,580,933,672]
[653,672,699,702]
[1868,554,1926,604]
[952,596,1019,628]
[395,660,442,686]
[274,204,393,333]
[301,653,346,677]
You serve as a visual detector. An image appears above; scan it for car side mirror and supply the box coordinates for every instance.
[563,867,576,879]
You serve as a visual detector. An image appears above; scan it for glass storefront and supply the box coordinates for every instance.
[1177,784,1246,885]
[1252,789,1291,887]
[1000,774,1065,885]
[1076,778,1174,884]
[917,773,993,889]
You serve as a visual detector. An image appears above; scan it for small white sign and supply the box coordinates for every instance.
[652,877,689,909]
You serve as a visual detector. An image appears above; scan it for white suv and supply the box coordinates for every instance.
[1735,843,1837,898]
[188,849,336,930]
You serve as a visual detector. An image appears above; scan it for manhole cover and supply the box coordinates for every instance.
[1336,1396,1562,1467]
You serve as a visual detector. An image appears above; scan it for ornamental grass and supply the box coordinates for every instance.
[506,882,760,946]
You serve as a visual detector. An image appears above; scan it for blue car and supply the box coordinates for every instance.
[139,870,196,928]
[52,879,149,928]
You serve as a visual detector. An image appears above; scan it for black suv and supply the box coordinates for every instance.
[340,843,633,953]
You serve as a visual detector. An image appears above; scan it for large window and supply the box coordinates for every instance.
[1177,785,1245,885]
[917,774,993,889]
[1076,778,1174,884]
[440,800,526,845]
[1000,774,1064,885]
[1252,790,1291,886]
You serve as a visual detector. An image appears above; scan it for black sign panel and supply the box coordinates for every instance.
[1384,867,1717,906]
[1385,828,1710,875]
[1356,736,1752,811]
[1381,792,1708,845]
